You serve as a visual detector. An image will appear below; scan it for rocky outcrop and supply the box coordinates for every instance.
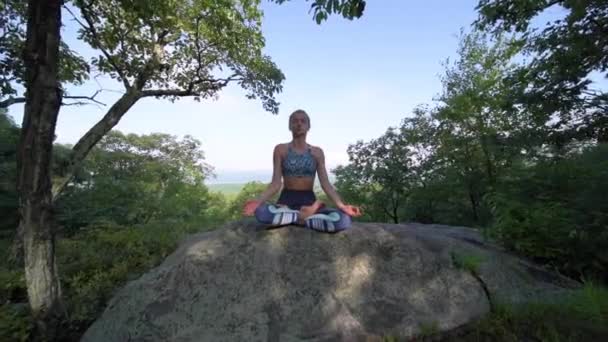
[81,221,579,341]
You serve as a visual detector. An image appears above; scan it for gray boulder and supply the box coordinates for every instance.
[81,221,579,342]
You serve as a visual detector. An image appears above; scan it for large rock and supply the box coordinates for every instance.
[81,221,579,341]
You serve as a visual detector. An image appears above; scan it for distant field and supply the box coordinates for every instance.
[207,183,245,195]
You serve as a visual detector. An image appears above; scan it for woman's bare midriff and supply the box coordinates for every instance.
[283,176,315,191]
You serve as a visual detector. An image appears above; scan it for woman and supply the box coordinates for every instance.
[242,109,362,232]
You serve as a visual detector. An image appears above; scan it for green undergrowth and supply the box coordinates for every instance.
[380,282,607,342]
[446,282,607,341]
[0,220,215,342]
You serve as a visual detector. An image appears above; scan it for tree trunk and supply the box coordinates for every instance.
[9,223,24,267]
[468,188,479,223]
[392,198,399,224]
[17,0,66,339]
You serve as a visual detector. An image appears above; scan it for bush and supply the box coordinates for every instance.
[0,220,217,341]
[58,221,206,323]
[488,145,608,282]
[465,283,608,341]
[0,304,33,342]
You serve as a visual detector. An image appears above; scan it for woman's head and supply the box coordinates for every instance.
[289,109,310,134]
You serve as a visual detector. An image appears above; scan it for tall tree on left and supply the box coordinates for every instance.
[17,0,65,339]
[5,0,366,338]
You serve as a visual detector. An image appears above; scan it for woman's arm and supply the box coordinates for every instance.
[315,147,345,208]
[256,144,283,203]
[243,144,283,216]
[315,147,362,217]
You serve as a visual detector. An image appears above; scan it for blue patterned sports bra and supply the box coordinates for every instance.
[282,144,317,178]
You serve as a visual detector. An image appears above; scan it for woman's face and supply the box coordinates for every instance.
[289,112,310,135]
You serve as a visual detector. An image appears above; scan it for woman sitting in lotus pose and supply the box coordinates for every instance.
[242,109,362,232]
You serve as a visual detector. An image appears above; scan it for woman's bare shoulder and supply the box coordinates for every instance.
[274,143,289,154]
[308,144,324,157]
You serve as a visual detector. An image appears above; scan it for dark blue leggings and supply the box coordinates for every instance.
[254,189,352,232]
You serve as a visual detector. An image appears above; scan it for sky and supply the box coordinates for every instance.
[5,0,572,184]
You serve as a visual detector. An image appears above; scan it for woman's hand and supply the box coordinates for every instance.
[243,200,261,216]
[338,203,362,217]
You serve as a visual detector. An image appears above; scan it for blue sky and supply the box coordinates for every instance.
[6,0,574,183]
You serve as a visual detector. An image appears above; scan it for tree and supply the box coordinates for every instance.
[15,2,284,334]
[52,0,286,197]
[335,126,414,224]
[55,131,214,232]
[475,0,608,143]
[334,30,534,226]
[394,108,444,224]
[425,30,533,224]
[16,1,65,339]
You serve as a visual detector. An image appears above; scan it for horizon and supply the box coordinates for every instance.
[204,169,338,185]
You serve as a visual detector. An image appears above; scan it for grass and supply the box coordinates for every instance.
[419,320,441,337]
[375,283,608,341]
[448,282,608,341]
[451,251,485,275]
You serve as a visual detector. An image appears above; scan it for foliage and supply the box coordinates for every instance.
[57,222,202,323]
[418,321,440,338]
[475,0,608,143]
[0,219,217,341]
[334,125,415,224]
[0,303,32,342]
[488,144,608,281]
[0,109,19,232]
[335,31,527,227]
[272,0,366,24]
[334,27,606,280]
[451,251,485,275]
[207,183,246,197]
[462,283,608,341]
[69,0,282,110]
[54,130,222,233]
[0,0,89,107]
[226,181,274,220]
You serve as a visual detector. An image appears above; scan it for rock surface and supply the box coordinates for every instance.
[81,221,579,342]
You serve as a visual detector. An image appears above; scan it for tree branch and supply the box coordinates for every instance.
[2,90,107,109]
[0,97,26,108]
[52,90,141,200]
[141,74,244,98]
[62,89,106,106]
[141,89,198,97]
[64,2,131,90]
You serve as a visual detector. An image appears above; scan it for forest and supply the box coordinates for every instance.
[1,0,607,341]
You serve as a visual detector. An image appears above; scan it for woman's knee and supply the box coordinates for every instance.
[255,203,300,225]
[254,203,273,223]
[336,210,352,230]
[305,208,352,232]
[327,209,351,230]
